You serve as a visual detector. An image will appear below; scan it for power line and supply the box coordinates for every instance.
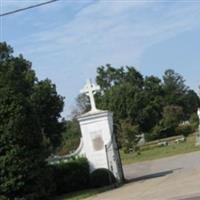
[0,0,60,17]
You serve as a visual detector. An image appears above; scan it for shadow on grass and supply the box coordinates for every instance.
[125,168,182,183]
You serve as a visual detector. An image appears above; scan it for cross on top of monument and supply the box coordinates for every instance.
[80,79,100,112]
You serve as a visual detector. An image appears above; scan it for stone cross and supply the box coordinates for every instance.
[80,79,100,112]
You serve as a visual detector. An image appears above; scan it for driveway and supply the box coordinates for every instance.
[86,151,200,200]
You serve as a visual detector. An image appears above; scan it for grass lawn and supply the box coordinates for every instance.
[121,133,200,165]
[56,186,115,200]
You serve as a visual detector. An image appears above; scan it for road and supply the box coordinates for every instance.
[86,151,200,200]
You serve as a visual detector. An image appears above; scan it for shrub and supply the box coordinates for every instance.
[0,195,7,200]
[90,168,116,188]
[51,157,90,195]
[145,125,175,141]
[175,124,193,137]
[189,113,199,130]
[119,120,141,153]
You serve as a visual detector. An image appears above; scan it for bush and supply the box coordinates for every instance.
[189,113,199,130]
[51,157,90,195]
[90,168,116,188]
[0,195,7,200]
[175,124,193,137]
[145,125,175,141]
[119,120,141,153]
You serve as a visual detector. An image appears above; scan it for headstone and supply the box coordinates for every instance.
[138,133,145,146]
[77,79,124,183]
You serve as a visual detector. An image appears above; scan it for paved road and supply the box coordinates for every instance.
[123,150,200,180]
[86,151,200,200]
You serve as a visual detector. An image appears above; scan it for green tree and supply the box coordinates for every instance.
[163,69,186,105]
[162,105,184,129]
[0,42,64,199]
[119,120,141,153]
[163,69,187,101]
[31,79,64,150]
[58,119,81,155]
[96,64,124,91]
[163,69,199,120]
[0,92,47,200]
[149,105,184,140]
[95,65,145,146]
[136,76,164,132]
[70,94,90,118]
[96,65,144,120]
[182,90,200,119]
[70,65,199,147]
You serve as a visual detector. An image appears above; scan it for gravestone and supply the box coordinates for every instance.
[77,79,124,183]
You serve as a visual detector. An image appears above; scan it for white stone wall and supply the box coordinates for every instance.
[78,111,113,171]
[78,110,124,182]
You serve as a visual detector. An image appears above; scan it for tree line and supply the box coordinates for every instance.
[60,64,200,154]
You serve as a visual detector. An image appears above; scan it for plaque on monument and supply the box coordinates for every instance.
[90,130,104,151]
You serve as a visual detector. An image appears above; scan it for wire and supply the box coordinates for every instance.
[0,0,60,17]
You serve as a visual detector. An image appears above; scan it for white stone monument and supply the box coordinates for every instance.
[48,79,124,183]
[77,79,124,183]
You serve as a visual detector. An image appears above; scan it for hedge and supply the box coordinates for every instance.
[50,157,90,195]
[90,168,116,188]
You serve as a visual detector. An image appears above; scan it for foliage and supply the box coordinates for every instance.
[163,69,199,119]
[51,157,90,195]
[189,113,199,130]
[95,65,199,145]
[57,119,81,155]
[163,69,187,107]
[31,79,65,150]
[0,93,49,200]
[119,120,141,153]
[175,123,193,137]
[67,65,199,151]
[70,94,90,117]
[90,168,116,188]
[145,105,184,141]
[162,105,184,130]
[183,90,200,119]
[0,42,64,199]
[57,186,114,200]
[137,76,164,132]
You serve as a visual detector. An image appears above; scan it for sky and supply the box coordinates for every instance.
[1,0,200,118]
